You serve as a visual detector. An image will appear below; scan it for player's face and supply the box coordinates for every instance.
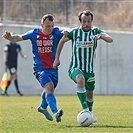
[80,14,92,32]
[41,19,54,35]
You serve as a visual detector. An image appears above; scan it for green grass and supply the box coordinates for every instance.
[0,95,133,133]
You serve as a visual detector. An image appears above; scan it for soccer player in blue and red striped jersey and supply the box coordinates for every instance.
[2,14,64,122]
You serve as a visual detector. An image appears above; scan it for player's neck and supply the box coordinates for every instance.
[42,29,51,35]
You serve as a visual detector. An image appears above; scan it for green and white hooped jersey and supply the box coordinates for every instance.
[67,26,104,73]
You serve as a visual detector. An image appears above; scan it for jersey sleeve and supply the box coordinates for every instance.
[54,27,63,39]
[67,28,75,40]
[58,29,63,38]
[22,29,34,40]
[4,45,9,52]
[17,44,21,52]
[94,27,104,34]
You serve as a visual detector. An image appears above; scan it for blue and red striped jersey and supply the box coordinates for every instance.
[22,27,63,72]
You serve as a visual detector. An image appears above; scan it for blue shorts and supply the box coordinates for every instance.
[35,68,58,88]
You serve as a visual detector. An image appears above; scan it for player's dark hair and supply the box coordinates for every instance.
[41,14,54,24]
[78,10,93,22]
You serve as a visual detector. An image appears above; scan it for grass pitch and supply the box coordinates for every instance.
[0,95,132,133]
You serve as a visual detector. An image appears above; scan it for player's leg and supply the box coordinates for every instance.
[50,70,63,122]
[39,90,48,109]
[14,80,23,96]
[45,70,63,122]
[37,91,53,121]
[44,82,58,114]
[37,72,53,121]
[38,71,63,122]
[33,70,53,121]
[86,90,97,123]
[85,73,97,123]
[11,67,23,96]
[45,82,63,122]
[69,68,89,111]
[86,90,94,112]
[85,72,95,112]
[4,77,11,96]
[4,68,13,95]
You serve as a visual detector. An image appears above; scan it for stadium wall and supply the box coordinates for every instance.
[0,24,132,95]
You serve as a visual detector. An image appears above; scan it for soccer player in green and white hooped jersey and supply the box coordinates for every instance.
[53,10,113,124]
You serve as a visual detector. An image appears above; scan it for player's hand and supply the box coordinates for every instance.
[94,34,103,40]
[2,31,12,41]
[53,58,60,69]
[23,55,27,59]
[61,30,68,37]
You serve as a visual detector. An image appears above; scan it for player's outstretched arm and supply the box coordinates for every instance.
[53,35,69,69]
[2,31,23,43]
[94,33,113,43]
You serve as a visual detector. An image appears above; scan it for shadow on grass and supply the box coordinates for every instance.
[92,125,133,129]
[63,125,133,129]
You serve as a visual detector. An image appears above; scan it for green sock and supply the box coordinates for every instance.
[87,98,94,112]
[76,88,88,110]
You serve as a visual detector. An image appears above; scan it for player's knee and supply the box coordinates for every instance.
[45,82,54,93]
[76,74,85,85]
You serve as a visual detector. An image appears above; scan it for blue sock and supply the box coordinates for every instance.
[46,93,58,114]
[40,91,48,109]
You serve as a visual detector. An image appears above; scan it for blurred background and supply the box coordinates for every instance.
[0,0,132,95]
[0,0,132,31]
